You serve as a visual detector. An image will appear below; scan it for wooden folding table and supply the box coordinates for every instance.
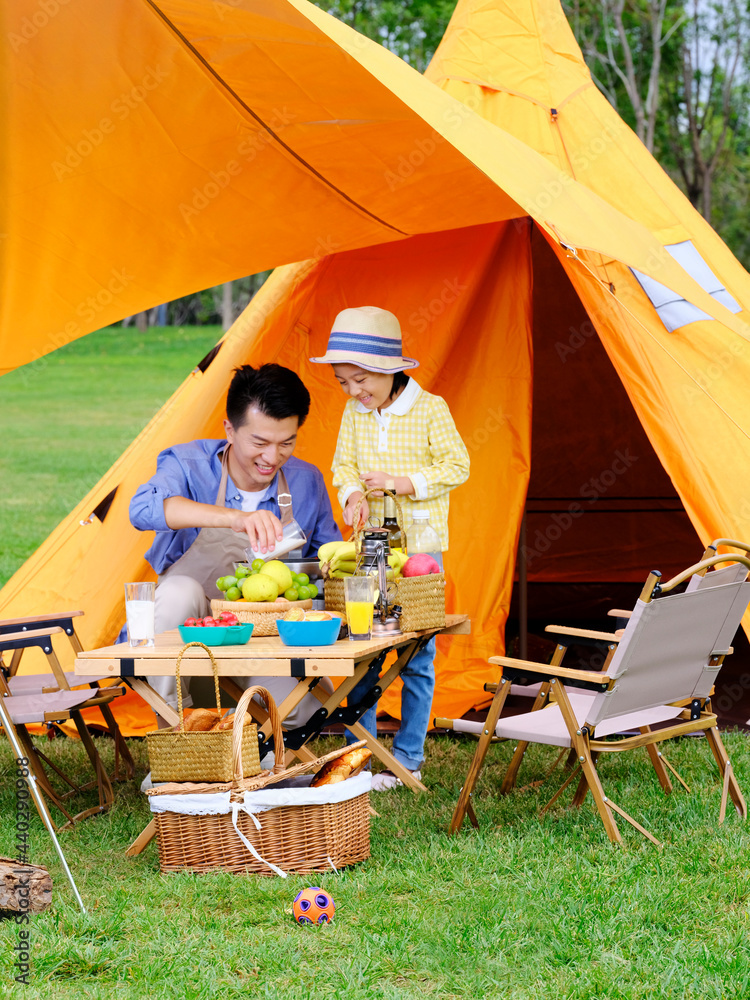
[75,614,469,855]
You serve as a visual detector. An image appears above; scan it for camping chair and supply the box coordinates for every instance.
[0,610,134,780]
[0,614,132,827]
[439,538,750,780]
[448,554,750,845]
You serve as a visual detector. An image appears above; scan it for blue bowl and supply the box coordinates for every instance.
[276,614,343,647]
[178,623,254,646]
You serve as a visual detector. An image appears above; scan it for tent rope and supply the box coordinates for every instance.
[565,247,750,445]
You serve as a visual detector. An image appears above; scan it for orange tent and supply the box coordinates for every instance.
[3,0,750,728]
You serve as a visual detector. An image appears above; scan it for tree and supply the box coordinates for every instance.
[662,0,750,225]
[314,0,458,71]
[566,0,688,151]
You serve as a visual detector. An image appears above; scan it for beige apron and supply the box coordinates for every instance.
[159,447,294,600]
[150,448,329,723]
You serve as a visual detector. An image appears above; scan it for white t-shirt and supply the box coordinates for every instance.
[237,486,270,512]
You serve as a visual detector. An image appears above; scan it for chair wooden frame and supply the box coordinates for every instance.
[449,556,750,845]
[0,613,133,828]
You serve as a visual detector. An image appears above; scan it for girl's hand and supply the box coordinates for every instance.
[360,471,389,494]
[360,472,414,496]
[344,492,369,528]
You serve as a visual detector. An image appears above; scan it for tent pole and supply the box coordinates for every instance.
[519,511,528,661]
[0,699,86,913]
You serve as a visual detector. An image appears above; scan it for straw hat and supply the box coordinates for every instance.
[309,306,419,373]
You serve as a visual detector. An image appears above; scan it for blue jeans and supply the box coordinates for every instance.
[345,635,436,771]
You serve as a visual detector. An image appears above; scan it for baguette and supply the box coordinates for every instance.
[311,747,372,787]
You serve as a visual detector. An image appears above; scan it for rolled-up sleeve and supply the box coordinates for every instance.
[410,397,470,501]
[129,449,193,532]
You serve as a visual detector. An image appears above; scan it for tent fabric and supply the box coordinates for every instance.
[2,0,748,377]
[3,0,750,731]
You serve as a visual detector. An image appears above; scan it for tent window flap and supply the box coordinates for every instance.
[631,240,741,333]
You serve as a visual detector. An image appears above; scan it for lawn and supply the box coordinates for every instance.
[0,325,222,587]
[1,732,749,998]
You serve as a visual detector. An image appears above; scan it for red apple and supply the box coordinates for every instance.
[402,554,441,577]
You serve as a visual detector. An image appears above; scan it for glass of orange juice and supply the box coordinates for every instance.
[344,576,376,641]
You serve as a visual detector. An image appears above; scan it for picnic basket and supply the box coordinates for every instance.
[324,487,446,632]
[210,597,313,636]
[147,687,371,876]
[146,642,261,783]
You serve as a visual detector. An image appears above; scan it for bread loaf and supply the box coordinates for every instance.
[311,747,372,787]
[211,713,255,732]
[182,709,220,732]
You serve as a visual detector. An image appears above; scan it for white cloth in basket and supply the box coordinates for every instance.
[148,771,372,816]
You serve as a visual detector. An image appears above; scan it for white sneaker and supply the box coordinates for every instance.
[371,768,421,791]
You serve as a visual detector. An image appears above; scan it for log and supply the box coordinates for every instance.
[0,858,52,914]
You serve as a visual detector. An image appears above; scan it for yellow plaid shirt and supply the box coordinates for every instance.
[331,378,470,550]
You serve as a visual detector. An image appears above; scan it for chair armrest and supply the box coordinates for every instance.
[606,609,632,619]
[544,625,622,643]
[489,655,614,691]
[0,627,64,647]
[0,612,83,633]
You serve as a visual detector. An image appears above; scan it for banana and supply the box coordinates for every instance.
[388,551,409,571]
[331,569,355,578]
[328,542,357,569]
[330,559,357,575]
[318,540,348,563]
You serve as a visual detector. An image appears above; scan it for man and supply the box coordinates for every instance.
[130,363,341,718]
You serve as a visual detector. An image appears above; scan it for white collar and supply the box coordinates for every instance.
[354,377,421,416]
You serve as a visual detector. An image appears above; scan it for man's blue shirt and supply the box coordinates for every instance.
[130,439,341,574]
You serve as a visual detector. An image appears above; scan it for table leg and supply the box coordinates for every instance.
[308,642,429,794]
[345,720,427,792]
[126,679,179,727]
[126,818,157,857]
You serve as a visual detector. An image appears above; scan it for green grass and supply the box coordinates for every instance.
[1,733,750,998]
[0,326,222,587]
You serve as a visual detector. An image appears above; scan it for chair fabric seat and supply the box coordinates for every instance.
[5,691,95,725]
[7,672,112,695]
[495,694,682,748]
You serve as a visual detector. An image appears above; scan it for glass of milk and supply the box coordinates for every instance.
[124,582,156,647]
[245,518,307,563]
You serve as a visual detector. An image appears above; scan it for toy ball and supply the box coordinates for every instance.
[293,887,335,925]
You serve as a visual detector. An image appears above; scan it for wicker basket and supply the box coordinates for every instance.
[150,689,371,875]
[324,487,446,632]
[325,574,445,632]
[146,642,261,783]
[210,598,313,636]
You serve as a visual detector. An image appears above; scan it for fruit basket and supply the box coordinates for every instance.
[323,487,446,632]
[210,598,313,637]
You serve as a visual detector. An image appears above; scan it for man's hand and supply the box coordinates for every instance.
[230,510,284,554]
[163,497,284,554]
[343,492,369,528]
[359,472,414,496]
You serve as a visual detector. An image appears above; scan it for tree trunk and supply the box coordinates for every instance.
[0,858,52,914]
[221,281,234,331]
[135,311,148,332]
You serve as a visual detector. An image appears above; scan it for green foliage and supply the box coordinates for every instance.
[314,0,458,71]
[2,732,750,997]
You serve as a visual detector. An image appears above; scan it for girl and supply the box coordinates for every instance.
[311,305,470,789]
